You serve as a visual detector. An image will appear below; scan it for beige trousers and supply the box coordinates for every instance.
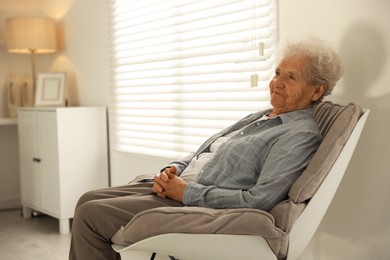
[69,182,184,260]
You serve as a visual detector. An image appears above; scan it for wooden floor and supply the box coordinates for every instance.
[0,209,71,260]
[0,209,169,260]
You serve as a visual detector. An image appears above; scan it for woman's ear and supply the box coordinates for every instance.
[312,85,327,102]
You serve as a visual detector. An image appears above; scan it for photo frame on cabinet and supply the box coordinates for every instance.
[35,72,66,107]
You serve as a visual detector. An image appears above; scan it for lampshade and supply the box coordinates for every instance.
[5,17,57,54]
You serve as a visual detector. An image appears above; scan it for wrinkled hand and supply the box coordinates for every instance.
[152,166,187,202]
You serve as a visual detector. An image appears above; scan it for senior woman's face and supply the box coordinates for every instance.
[269,56,325,114]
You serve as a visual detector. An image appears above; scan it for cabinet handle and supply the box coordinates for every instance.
[32,158,41,163]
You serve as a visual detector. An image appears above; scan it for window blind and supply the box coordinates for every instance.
[109,0,277,159]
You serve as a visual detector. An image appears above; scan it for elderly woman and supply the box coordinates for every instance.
[69,37,344,260]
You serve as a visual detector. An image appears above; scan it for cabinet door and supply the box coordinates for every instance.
[36,111,60,216]
[18,111,40,207]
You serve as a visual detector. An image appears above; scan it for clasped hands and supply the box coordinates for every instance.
[152,166,187,203]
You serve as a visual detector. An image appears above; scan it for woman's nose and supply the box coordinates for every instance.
[273,76,284,89]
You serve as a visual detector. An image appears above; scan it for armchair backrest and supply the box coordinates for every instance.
[270,101,368,259]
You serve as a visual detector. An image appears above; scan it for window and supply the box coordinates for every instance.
[109,0,277,159]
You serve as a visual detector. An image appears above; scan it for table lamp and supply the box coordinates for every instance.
[5,17,57,97]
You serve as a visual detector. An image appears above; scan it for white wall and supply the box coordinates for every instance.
[1,0,389,259]
[52,0,110,107]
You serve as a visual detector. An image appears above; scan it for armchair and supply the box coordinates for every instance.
[111,101,369,260]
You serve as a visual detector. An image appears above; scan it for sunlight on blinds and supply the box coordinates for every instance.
[108,0,277,159]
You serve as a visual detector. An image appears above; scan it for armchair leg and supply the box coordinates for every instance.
[150,252,178,260]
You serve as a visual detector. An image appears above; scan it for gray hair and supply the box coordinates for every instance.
[278,36,344,100]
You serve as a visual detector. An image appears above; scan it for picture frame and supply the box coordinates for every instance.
[35,72,67,107]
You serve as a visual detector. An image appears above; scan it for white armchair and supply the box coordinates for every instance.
[112,102,369,260]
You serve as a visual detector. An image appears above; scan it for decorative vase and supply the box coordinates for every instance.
[20,77,34,107]
[7,76,19,118]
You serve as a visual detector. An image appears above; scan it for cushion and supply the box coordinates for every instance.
[289,102,362,203]
[112,207,288,259]
[111,101,363,260]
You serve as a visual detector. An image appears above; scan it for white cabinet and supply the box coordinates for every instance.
[17,107,109,234]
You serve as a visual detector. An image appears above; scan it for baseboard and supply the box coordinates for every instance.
[0,198,21,210]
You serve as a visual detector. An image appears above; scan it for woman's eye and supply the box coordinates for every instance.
[288,74,296,80]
